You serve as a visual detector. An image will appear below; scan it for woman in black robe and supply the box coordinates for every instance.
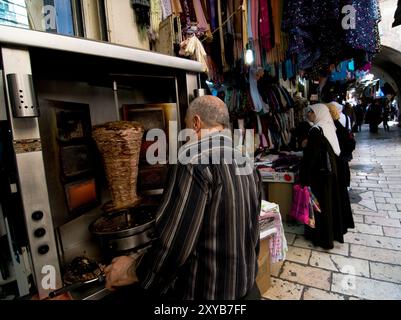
[327,103,355,233]
[300,104,345,249]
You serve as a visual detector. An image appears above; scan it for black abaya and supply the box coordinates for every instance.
[300,127,345,249]
[333,120,355,232]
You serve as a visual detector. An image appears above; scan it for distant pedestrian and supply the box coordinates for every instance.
[383,102,391,132]
[353,103,364,132]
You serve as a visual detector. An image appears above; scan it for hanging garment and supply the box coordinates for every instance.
[180,0,203,36]
[179,36,209,74]
[344,0,381,55]
[208,0,218,31]
[249,68,269,113]
[256,115,269,148]
[224,1,235,67]
[260,0,272,51]
[217,0,227,70]
[249,0,261,66]
[282,0,345,70]
[160,0,172,19]
[193,0,209,32]
[149,0,162,40]
[242,0,249,53]
[271,0,281,46]
[171,0,183,15]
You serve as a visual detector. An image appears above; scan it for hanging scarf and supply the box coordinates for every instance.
[260,0,272,51]
[160,0,172,19]
[193,0,209,32]
[217,0,227,70]
[149,0,162,40]
[179,36,209,74]
[249,68,269,113]
[309,104,341,156]
[248,0,261,66]
[171,0,182,16]
[242,0,249,52]
[208,0,218,31]
[271,0,281,46]
[256,115,269,149]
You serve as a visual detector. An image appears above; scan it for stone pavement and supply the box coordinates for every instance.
[263,122,401,300]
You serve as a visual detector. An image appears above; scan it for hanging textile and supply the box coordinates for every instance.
[260,0,272,52]
[149,0,162,40]
[232,0,243,61]
[282,0,343,70]
[248,0,262,67]
[249,68,269,113]
[224,1,235,67]
[242,0,249,54]
[344,0,381,56]
[160,0,172,19]
[179,36,209,74]
[217,0,228,70]
[193,0,209,32]
[260,200,288,264]
[171,0,183,16]
[208,0,218,31]
[257,115,269,149]
[265,0,288,64]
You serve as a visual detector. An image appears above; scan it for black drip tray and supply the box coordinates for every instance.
[69,282,110,301]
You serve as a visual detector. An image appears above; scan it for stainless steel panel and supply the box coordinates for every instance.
[194,88,207,98]
[7,74,39,118]
[0,70,8,121]
[15,151,62,299]
[186,73,200,104]
[2,46,62,299]
[5,216,30,297]
[0,203,7,238]
[0,25,204,72]
[1,47,40,140]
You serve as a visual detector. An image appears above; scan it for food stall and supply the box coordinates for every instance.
[0,24,202,300]
[0,25,278,300]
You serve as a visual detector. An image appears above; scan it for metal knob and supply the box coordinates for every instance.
[34,228,46,238]
[38,245,50,255]
[32,211,44,221]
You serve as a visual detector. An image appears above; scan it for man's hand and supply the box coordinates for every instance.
[104,256,138,291]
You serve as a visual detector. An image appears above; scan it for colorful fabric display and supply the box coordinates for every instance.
[260,200,288,263]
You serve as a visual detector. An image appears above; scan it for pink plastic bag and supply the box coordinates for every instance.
[290,185,311,225]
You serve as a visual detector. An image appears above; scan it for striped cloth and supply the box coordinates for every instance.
[136,132,262,300]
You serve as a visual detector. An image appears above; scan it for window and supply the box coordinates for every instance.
[1,0,83,36]
[0,0,29,28]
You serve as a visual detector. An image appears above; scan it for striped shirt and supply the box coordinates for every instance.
[136,132,262,300]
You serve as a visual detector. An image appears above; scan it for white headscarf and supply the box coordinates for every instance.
[310,104,341,156]
[331,101,351,130]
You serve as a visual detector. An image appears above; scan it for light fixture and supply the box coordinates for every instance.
[245,44,254,66]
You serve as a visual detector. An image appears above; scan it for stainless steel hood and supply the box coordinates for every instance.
[0,25,205,73]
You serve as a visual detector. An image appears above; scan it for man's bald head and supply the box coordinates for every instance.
[187,96,230,129]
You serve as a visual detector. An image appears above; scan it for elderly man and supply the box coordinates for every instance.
[104,95,262,300]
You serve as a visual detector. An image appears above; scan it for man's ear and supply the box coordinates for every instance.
[193,115,202,132]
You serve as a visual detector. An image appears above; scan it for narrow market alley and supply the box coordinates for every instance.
[264,122,401,300]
